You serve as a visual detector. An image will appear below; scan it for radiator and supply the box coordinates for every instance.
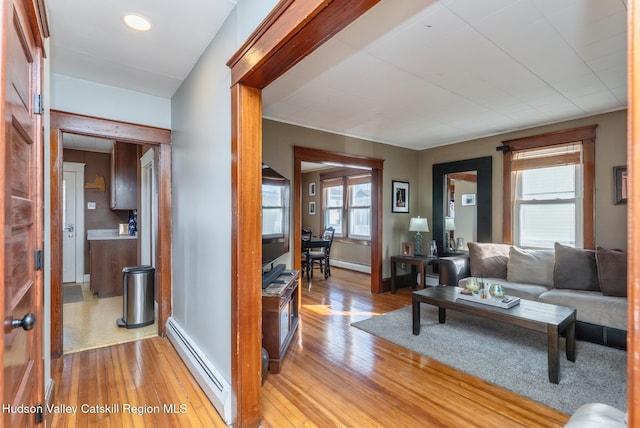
[166,316,233,424]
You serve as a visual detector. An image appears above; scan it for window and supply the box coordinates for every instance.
[513,144,582,248]
[502,125,596,249]
[262,182,285,237]
[321,173,372,241]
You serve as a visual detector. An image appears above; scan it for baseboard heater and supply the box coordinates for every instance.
[166,317,233,425]
[330,259,371,274]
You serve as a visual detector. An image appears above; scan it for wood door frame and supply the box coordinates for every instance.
[49,110,172,358]
[228,0,639,426]
[227,1,381,425]
[629,0,640,424]
[293,146,383,292]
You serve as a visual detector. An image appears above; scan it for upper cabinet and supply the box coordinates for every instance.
[111,142,138,210]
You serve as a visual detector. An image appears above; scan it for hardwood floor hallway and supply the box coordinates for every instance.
[52,268,569,427]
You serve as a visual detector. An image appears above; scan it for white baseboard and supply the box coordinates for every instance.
[330,259,371,274]
[165,317,233,425]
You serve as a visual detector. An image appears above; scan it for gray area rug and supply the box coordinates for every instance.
[351,305,626,414]
[63,284,84,304]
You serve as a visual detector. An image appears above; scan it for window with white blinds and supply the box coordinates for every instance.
[512,143,583,248]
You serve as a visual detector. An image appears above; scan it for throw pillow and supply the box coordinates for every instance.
[553,242,599,291]
[467,242,511,279]
[507,247,555,286]
[596,246,627,297]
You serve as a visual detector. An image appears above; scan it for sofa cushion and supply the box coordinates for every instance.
[467,242,511,279]
[507,247,555,287]
[596,246,627,297]
[538,289,627,331]
[553,243,600,292]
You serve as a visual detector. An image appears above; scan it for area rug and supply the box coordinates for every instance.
[351,305,626,415]
[63,285,84,304]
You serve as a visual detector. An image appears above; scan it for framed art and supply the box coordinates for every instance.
[402,242,414,256]
[309,181,316,197]
[309,201,316,215]
[461,193,476,206]
[392,180,409,213]
[614,165,627,205]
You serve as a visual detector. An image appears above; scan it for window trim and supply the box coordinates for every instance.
[501,125,596,248]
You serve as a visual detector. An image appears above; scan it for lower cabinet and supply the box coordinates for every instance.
[89,239,137,297]
[262,270,300,374]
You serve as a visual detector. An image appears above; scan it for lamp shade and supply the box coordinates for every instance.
[409,217,429,232]
[444,217,456,231]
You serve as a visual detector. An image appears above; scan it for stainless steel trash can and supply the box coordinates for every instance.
[117,265,155,329]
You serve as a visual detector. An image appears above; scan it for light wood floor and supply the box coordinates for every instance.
[52,268,569,427]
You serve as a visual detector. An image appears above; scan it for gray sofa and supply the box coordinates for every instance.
[439,242,628,349]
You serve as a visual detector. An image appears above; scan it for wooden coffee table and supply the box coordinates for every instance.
[412,286,576,384]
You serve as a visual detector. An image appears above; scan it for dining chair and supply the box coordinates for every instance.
[308,227,335,279]
[301,228,312,280]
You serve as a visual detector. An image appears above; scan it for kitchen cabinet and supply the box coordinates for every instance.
[261,270,300,373]
[89,236,137,297]
[111,142,138,210]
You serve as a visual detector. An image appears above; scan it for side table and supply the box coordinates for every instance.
[390,254,439,293]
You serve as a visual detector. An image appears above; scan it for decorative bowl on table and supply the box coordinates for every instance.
[489,283,505,298]
[465,277,480,293]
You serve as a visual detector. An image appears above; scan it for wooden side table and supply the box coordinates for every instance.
[390,255,439,293]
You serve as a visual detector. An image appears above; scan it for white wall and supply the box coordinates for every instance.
[170,0,278,386]
[51,74,171,129]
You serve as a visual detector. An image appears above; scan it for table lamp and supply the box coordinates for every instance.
[445,217,456,251]
[409,216,429,255]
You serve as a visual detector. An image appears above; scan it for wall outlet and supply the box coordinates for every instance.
[87,202,96,209]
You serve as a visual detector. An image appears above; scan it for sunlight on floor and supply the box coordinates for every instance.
[63,282,157,354]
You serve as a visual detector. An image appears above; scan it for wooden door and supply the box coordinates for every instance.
[1,0,45,425]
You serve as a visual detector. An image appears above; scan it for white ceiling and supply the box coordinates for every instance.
[49,0,628,151]
[48,0,237,99]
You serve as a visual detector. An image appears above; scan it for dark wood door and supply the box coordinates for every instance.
[1,0,45,425]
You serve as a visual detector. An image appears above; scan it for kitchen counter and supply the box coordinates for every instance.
[89,236,137,297]
[87,229,137,240]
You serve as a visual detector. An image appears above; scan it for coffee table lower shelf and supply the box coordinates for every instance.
[412,286,576,384]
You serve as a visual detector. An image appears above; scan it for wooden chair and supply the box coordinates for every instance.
[301,228,312,280]
[308,227,335,279]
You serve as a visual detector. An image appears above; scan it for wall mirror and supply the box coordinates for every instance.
[432,156,492,256]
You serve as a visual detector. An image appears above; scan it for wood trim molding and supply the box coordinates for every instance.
[50,110,171,145]
[502,125,597,150]
[49,127,64,358]
[628,0,639,424]
[228,0,381,88]
[49,110,172,356]
[230,84,263,427]
[228,2,381,424]
[293,146,384,294]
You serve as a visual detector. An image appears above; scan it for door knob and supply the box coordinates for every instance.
[11,313,35,331]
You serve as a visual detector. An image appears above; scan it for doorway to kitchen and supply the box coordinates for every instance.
[50,110,172,357]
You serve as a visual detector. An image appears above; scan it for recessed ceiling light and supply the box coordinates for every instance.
[123,14,151,32]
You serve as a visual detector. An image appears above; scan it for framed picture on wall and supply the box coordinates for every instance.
[309,182,316,197]
[392,180,409,213]
[614,165,627,204]
[461,193,476,206]
[309,201,316,215]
